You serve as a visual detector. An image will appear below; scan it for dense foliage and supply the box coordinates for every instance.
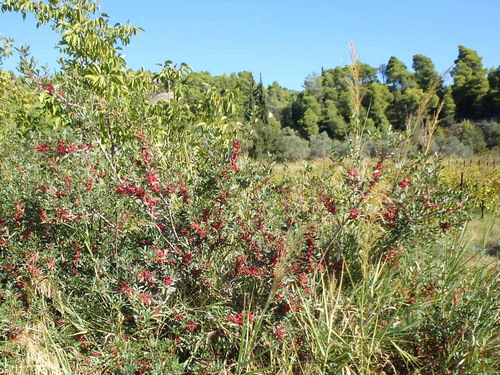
[0,1,499,374]
[177,47,499,159]
[129,49,500,160]
[2,16,500,160]
[118,50,500,160]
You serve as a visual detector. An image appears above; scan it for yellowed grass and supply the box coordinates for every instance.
[2,322,65,375]
[463,212,500,254]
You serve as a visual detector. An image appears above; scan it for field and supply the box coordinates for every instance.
[276,157,500,255]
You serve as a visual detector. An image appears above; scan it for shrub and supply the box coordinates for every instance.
[458,119,487,154]
[309,131,332,159]
[479,120,500,150]
[0,120,475,373]
[331,138,350,157]
[434,135,473,157]
[277,127,310,161]
[247,117,282,159]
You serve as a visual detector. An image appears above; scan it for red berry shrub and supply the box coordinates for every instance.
[0,128,469,372]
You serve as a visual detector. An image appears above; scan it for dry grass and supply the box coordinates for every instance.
[2,322,66,375]
[463,211,500,256]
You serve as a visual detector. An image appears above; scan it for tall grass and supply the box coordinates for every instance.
[232,47,500,374]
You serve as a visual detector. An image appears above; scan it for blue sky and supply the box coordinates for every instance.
[1,0,500,90]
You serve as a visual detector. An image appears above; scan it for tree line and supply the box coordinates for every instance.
[180,46,500,159]
[1,32,499,160]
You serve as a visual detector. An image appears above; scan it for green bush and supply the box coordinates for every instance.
[247,117,282,159]
[480,120,500,150]
[433,135,473,157]
[309,131,332,159]
[277,127,310,161]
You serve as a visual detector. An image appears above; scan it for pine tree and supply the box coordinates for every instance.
[451,46,489,119]
[386,56,415,91]
[412,54,440,91]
